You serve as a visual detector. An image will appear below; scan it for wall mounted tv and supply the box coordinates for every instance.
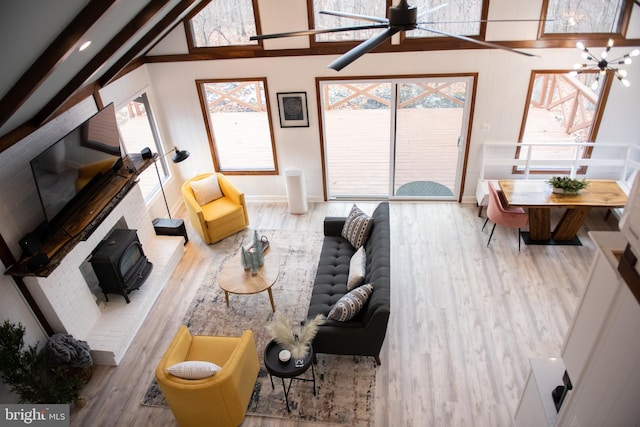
[30,103,123,230]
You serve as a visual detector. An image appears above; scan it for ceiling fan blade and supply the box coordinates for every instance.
[416,3,449,21]
[250,24,388,41]
[416,26,537,57]
[328,27,401,71]
[417,18,554,25]
[319,10,389,24]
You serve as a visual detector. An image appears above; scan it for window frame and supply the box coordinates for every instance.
[308,0,390,47]
[116,92,170,202]
[537,0,634,41]
[513,69,613,175]
[400,0,490,44]
[184,0,263,53]
[196,77,279,175]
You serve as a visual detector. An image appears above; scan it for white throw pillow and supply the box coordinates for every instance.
[190,175,223,206]
[347,246,366,290]
[167,360,220,379]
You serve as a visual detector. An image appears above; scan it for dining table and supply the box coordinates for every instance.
[498,179,627,245]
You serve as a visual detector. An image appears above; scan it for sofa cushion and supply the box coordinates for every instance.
[341,205,373,249]
[327,283,374,322]
[190,174,223,206]
[167,360,220,379]
[347,246,366,290]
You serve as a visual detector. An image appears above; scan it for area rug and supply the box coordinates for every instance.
[140,228,377,426]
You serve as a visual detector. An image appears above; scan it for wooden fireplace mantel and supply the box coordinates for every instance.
[6,153,154,278]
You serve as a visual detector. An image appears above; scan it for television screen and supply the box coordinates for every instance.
[30,104,122,226]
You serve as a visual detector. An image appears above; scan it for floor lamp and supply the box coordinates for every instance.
[149,146,190,244]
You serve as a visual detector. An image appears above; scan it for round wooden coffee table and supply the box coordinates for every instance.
[217,246,279,312]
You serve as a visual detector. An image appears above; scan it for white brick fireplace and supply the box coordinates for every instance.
[22,184,184,365]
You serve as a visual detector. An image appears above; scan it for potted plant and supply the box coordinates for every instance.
[548,176,589,194]
[0,320,93,404]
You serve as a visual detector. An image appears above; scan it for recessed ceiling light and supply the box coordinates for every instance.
[79,41,92,52]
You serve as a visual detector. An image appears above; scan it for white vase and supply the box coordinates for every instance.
[552,188,582,194]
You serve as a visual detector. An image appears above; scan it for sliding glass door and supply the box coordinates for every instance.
[320,76,474,200]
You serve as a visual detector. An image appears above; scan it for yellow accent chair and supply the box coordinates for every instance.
[182,173,249,244]
[156,326,260,427]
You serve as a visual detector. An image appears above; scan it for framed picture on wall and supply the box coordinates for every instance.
[276,92,309,128]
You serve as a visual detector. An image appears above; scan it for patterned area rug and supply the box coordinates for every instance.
[140,228,377,426]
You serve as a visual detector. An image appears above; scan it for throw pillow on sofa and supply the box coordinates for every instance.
[328,283,374,322]
[342,204,373,249]
[167,360,221,379]
[347,246,366,290]
[190,175,223,206]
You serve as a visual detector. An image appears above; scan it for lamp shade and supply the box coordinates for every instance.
[172,147,190,163]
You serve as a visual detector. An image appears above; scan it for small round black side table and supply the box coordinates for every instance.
[263,340,316,413]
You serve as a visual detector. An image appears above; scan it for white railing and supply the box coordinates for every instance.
[479,142,640,181]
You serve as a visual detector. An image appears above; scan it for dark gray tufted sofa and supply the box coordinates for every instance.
[307,202,390,365]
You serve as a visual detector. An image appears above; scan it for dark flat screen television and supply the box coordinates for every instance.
[30,104,123,229]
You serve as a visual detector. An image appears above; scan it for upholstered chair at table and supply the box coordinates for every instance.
[182,173,249,244]
[482,181,529,251]
[156,326,260,427]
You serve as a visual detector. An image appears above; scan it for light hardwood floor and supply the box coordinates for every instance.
[70,201,618,427]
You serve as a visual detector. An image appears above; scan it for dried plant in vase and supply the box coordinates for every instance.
[266,312,325,360]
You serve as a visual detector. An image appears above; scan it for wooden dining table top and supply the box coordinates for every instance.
[498,179,628,208]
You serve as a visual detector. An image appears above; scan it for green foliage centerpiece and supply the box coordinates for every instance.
[266,312,325,360]
[548,176,588,194]
[241,231,265,275]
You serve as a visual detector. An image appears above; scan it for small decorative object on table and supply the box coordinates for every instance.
[266,312,325,360]
[241,231,268,274]
[548,176,589,194]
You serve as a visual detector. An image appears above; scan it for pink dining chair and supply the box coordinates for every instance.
[482,182,529,251]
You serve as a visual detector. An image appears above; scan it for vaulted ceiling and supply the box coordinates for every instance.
[0,0,207,149]
[2,0,639,153]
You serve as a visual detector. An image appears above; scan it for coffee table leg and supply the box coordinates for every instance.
[224,291,230,307]
[267,288,276,312]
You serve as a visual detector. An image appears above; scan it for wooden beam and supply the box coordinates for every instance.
[0,0,117,129]
[0,235,54,336]
[100,0,199,87]
[34,0,171,126]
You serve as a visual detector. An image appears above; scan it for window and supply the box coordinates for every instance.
[116,93,168,201]
[311,0,387,42]
[186,0,259,48]
[197,79,278,174]
[540,0,629,36]
[405,0,485,39]
[515,70,610,173]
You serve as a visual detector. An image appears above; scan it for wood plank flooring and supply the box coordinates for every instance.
[70,201,619,427]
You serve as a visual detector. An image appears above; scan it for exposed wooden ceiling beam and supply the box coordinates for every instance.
[34,0,171,126]
[101,0,199,87]
[0,0,117,129]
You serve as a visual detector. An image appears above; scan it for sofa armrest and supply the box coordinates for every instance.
[324,217,346,237]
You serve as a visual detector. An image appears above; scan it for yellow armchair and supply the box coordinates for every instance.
[182,173,249,244]
[156,326,260,427]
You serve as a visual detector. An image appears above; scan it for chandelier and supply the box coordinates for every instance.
[571,39,639,90]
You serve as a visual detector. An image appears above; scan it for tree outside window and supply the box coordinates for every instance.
[541,0,627,35]
[187,0,258,47]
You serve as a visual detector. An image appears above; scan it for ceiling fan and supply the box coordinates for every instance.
[250,0,538,71]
